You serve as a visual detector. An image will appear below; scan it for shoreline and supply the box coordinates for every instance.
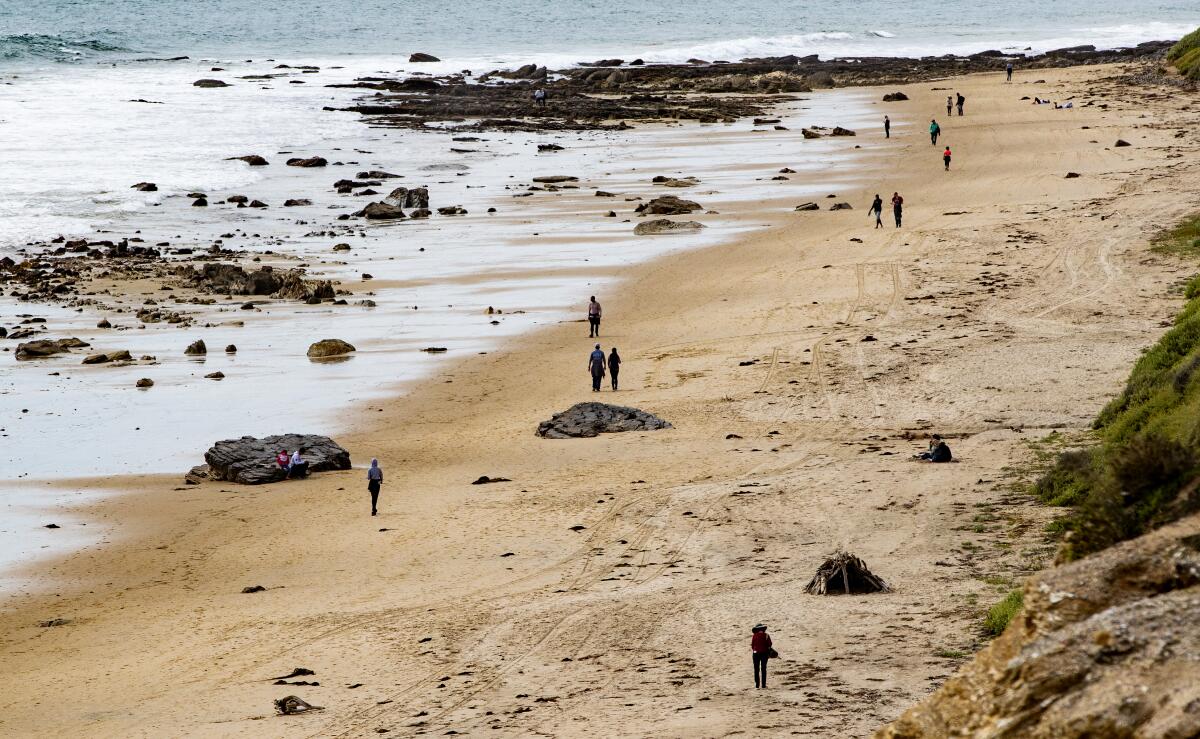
[1,60,1198,737]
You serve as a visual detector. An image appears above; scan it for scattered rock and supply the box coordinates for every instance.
[831,126,857,136]
[193,79,229,88]
[532,175,579,184]
[355,202,406,219]
[132,182,158,192]
[436,206,467,216]
[205,371,225,380]
[1065,172,1081,178]
[409,53,440,63]
[283,198,312,207]
[286,157,328,167]
[421,347,448,353]
[185,339,207,355]
[203,434,351,484]
[536,402,673,438]
[383,186,429,209]
[537,144,564,151]
[471,476,512,485]
[794,202,820,211]
[882,92,909,101]
[636,195,702,215]
[241,585,266,594]
[1114,139,1131,147]
[192,197,208,207]
[225,344,237,353]
[307,339,356,358]
[38,618,71,628]
[136,378,154,388]
[97,319,112,328]
[228,154,269,166]
[829,202,853,211]
[633,219,705,235]
[14,338,89,361]
[802,128,822,139]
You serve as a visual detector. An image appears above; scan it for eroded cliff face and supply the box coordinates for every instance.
[877,514,1200,739]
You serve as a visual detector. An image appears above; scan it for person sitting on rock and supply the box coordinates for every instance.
[917,435,953,463]
[288,449,309,478]
[276,449,290,470]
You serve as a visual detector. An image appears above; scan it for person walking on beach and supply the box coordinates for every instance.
[956,92,965,116]
[869,194,884,229]
[1006,62,1013,82]
[929,119,940,146]
[946,96,953,116]
[608,347,622,391]
[589,344,606,392]
[367,458,383,516]
[587,295,602,338]
[883,115,890,139]
[751,624,773,689]
[891,192,904,228]
[943,145,953,171]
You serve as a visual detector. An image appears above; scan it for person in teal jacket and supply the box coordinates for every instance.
[930,119,941,145]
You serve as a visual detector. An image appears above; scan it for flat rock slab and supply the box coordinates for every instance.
[536,402,672,439]
[203,434,351,484]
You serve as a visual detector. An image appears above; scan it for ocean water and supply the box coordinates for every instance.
[0,0,1196,68]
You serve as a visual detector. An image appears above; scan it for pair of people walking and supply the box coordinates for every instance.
[868,193,903,228]
[589,344,621,391]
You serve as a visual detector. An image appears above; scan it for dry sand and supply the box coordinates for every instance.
[2,64,1198,737]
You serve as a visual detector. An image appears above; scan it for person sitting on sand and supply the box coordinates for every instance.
[589,344,606,392]
[289,449,309,478]
[869,194,884,229]
[276,449,290,470]
[608,347,622,391]
[917,435,953,463]
[929,118,940,146]
[367,458,383,516]
[751,624,773,689]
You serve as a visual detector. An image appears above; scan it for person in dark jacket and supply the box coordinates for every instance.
[608,347,622,391]
[367,458,383,516]
[869,194,884,229]
[883,115,891,138]
[891,192,904,228]
[588,344,606,392]
[956,92,965,116]
[918,435,953,463]
[751,624,773,688]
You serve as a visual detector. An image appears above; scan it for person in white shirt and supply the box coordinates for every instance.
[288,449,309,479]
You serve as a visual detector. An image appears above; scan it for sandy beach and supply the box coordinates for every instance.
[2,61,1199,738]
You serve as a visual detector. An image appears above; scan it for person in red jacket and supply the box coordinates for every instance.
[751,624,773,688]
[943,146,953,171]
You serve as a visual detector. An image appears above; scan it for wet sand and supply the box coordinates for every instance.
[1,64,1199,737]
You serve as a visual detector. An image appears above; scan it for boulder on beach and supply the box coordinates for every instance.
[15,338,89,361]
[409,52,441,62]
[184,263,332,302]
[634,219,705,235]
[383,186,429,209]
[228,154,270,166]
[286,157,328,168]
[537,402,673,439]
[355,202,406,219]
[307,339,356,358]
[795,202,820,211]
[882,91,909,102]
[201,433,352,485]
[829,202,853,211]
[802,128,822,139]
[136,378,154,388]
[132,182,158,192]
[185,339,207,355]
[532,175,579,184]
[283,198,312,207]
[636,195,702,215]
[193,79,229,88]
[831,126,857,136]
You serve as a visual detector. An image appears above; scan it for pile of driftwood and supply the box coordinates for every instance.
[804,551,890,595]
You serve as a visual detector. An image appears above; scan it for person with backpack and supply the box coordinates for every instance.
[588,344,606,392]
[929,119,941,146]
[751,624,774,688]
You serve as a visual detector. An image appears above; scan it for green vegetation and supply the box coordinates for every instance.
[984,590,1024,636]
[1167,26,1200,81]
[1033,214,1200,560]
[935,647,967,659]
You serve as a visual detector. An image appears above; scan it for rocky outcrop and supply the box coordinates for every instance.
[383,186,429,209]
[878,513,1200,739]
[536,402,673,438]
[636,195,702,215]
[228,154,269,166]
[182,263,333,302]
[409,52,440,62]
[185,339,207,355]
[14,338,89,360]
[634,219,705,235]
[286,156,327,168]
[355,202,406,219]
[202,434,352,484]
[307,339,356,358]
[193,79,229,88]
[882,91,909,101]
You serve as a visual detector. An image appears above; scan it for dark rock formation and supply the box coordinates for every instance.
[536,402,672,438]
[185,339,207,355]
[634,219,705,235]
[409,52,440,62]
[286,157,328,167]
[132,182,158,192]
[182,263,334,302]
[307,339,356,358]
[882,91,909,101]
[228,154,269,166]
[15,338,89,360]
[194,79,229,88]
[636,195,702,215]
[355,202,406,219]
[202,434,352,484]
[383,186,429,209]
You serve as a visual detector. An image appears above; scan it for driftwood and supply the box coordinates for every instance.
[274,695,324,715]
[804,550,890,595]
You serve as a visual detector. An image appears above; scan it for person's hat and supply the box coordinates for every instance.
[752,623,766,632]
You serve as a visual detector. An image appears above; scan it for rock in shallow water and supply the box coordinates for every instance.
[203,434,351,484]
[633,219,704,235]
[536,402,672,439]
[307,339,355,358]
